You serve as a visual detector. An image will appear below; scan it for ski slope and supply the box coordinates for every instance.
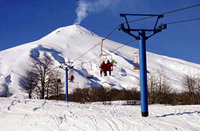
[0,97,200,131]
[0,25,200,97]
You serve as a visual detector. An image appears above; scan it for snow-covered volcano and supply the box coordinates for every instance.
[0,25,200,98]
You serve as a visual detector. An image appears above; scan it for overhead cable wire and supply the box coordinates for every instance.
[102,4,200,55]
[74,39,137,67]
[166,17,200,25]
[104,25,120,39]
[162,3,200,15]
[72,41,101,62]
[110,31,153,53]
[127,3,200,24]
[73,3,200,64]
[110,39,137,52]
[73,25,120,63]
[74,29,150,67]
[74,57,99,67]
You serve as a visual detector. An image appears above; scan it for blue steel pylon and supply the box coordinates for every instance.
[65,67,68,102]
[119,14,167,117]
[60,62,74,102]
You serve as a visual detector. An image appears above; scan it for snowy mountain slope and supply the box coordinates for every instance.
[0,97,200,130]
[0,25,200,97]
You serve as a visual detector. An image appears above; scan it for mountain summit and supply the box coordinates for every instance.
[0,25,200,97]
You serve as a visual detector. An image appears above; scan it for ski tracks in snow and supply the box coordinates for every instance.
[1,98,200,131]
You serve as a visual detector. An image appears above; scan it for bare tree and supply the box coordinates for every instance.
[47,70,63,97]
[183,74,197,104]
[21,57,64,99]
[197,76,200,92]
[19,70,39,99]
[156,71,171,94]
[148,71,172,104]
[183,74,196,93]
[31,57,54,99]
[147,74,157,103]
[196,76,200,103]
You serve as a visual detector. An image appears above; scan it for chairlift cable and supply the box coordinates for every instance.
[73,41,101,62]
[104,25,121,39]
[127,3,200,24]
[166,17,200,25]
[73,25,120,63]
[110,39,137,52]
[74,40,137,67]
[110,32,152,52]
[162,4,200,15]
[72,3,200,64]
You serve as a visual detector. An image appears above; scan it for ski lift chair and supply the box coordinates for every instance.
[133,51,140,70]
[86,61,94,79]
[99,39,114,71]
[68,67,75,82]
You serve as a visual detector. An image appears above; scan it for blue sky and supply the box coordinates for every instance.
[0,0,200,64]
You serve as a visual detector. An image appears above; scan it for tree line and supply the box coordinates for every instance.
[147,71,200,105]
[19,57,200,105]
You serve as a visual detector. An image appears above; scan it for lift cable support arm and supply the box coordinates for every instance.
[119,14,167,40]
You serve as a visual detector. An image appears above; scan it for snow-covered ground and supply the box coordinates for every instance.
[0,97,200,131]
[0,25,200,97]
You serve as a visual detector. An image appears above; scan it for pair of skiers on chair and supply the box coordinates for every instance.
[100,60,113,77]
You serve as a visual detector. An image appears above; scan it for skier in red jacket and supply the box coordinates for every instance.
[100,61,107,76]
[69,75,74,82]
[106,60,113,76]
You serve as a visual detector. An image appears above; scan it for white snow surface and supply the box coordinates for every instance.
[0,24,200,97]
[0,97,200,131]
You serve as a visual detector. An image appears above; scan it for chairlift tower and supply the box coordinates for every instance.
[119,14,167,117]
[60,61,74,102]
